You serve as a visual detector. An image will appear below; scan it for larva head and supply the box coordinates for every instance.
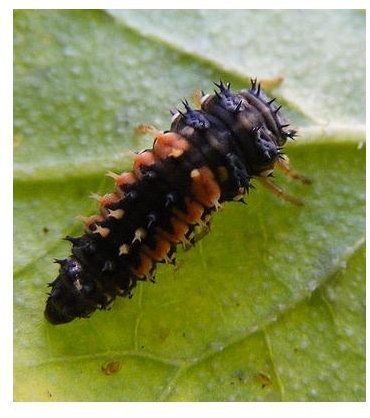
[44,258,99,324]
[200,81,293,176]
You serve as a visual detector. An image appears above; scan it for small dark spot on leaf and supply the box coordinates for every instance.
[233,369,246,383]
[158,326,171,341]
[255,371,272,388]
[101,360,122,375]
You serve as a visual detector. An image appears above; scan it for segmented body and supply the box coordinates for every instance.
[45,80,296,324]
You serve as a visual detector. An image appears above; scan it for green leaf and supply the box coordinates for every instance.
[14,10,365,401]
[109,9,365,130]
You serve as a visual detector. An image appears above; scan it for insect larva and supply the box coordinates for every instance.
[44,79,310,324]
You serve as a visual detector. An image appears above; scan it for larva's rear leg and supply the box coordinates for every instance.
[258,177,303,206]
[191,89,204,109]
[276,156,312,184]
[135,124,162,138]
[183,221,212,251]
[259,76,284,89]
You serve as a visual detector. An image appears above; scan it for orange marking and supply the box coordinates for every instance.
[99,192,121,208]
[111,172,136,188]
[153,132,189,160]
[133,151,156,176]
[174,198,204,225]
[144,239,172,262]
[158,217,189,244]
[190,167,221,208]
[79,214,104,231]
[131,253,153,280]
[90,192,123,217]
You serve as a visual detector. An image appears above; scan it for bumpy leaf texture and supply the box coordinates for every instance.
[14,10,365,401]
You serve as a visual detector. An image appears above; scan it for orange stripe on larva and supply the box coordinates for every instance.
[91,192,123,218]
[79,214,104,231]
[158,217,189,244]
[133,151,156,176]
[113,172,137,188]
[190,167,221,208]
[174,198,204,225]
[131,253,153,280]
[99,192,121,208]
[153,132,189,160]
[144,238,172,262]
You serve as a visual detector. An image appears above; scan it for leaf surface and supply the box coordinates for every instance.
[14,10,365,401]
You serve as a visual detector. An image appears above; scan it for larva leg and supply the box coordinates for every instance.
[135,124,162,138]
[258,177,303,206]
[259,76,284,89]
[186,223,211,249]
[191,89,204,109]
[276,156,312,184]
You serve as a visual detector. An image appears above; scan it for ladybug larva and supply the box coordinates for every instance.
[45,79,311,324]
